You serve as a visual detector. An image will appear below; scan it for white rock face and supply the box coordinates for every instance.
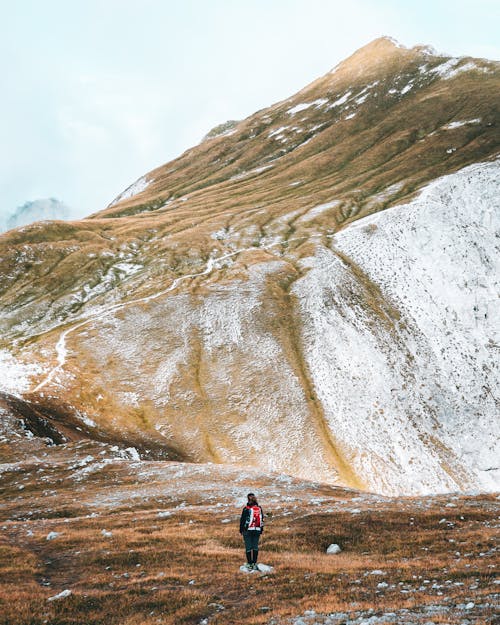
[326,543,342,554]
[294,161,500,495]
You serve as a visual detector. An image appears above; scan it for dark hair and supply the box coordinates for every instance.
[247,493,258,505]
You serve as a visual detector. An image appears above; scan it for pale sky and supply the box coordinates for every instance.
[1,0,499,223]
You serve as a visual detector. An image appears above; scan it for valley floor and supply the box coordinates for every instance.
[0,437,498,625]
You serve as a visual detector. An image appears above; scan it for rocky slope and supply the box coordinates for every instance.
[0,38,499,495]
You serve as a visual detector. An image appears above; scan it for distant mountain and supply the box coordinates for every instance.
[0,37,498,495]
[4,198,72,231]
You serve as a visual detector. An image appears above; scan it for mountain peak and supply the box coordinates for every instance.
[363,35,407,51]
[330,36,411,74]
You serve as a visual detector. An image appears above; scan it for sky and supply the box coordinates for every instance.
[1,0,499,225]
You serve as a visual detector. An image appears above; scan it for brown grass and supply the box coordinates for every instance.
[0,458,498,625]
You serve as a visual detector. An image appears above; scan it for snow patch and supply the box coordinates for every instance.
[110,175,151,206]
[287,99,328,115]
[430,59,491,81]
[269,125,289,138]
[430,58,462,78]
[365,181,405,206]
[443,119,482,130]
[230,165,273,180]
[329,91,352,108]
[287,103,314,115]
[400,81,414,95]
[0,350,42,395]
[298,201,340,223]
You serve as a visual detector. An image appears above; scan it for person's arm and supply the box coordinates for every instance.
[239,507,247,534]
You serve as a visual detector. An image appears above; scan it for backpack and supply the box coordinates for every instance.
[246,505,262,530]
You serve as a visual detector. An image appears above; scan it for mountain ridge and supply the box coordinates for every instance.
[99,37,498,221]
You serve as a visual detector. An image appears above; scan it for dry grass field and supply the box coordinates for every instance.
[0,433,498,625]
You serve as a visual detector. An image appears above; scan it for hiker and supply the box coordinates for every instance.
[239,492,264,570]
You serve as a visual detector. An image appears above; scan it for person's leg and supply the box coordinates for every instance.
[243,531,253,567]
[251,532,260,564]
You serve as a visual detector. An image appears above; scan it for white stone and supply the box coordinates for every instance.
[46,531,60,541]
[47,589,72,601]
[239,563,274,573]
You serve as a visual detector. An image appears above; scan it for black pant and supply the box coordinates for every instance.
[242,530,261,563]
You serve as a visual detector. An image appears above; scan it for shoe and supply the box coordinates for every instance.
[245,563,253,571]
[252,563,260,571]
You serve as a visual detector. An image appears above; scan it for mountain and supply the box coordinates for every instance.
[3,197,72,232]
[0,37,499,496]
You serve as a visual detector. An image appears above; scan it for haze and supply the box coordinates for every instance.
[1,0,498,224]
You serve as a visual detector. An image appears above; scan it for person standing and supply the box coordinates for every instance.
[239,492,264,570]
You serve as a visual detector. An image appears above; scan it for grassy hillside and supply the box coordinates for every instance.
[1,38,498,339]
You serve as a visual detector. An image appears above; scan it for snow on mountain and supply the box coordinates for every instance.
[108,175,151,207]
[0,350,42,396]
[11,161,496,496]
[295,161,500,495]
